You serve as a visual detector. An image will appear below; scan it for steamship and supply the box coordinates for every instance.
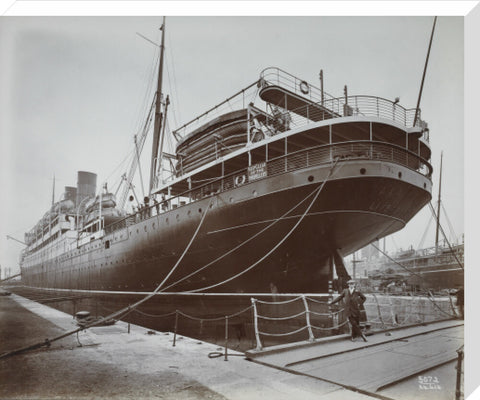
[19,66,433,296]
[19,23,433,298]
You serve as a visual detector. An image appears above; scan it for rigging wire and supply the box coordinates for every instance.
[166,33,180,127]
[370,242,460,319]
[131,46,159,144]
[440,202,458,244]
[134,135,146,201]
[183,159,340,293]
[161,166,342,291]
[417,212,434,250]
[371,242,433,281]
[428,202,463,269]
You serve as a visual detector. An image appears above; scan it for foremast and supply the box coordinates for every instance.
[149,16,167,196]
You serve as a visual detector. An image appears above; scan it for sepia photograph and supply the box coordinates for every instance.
[0,3,473,400]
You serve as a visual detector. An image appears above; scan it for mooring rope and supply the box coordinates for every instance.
[254,295,303,305]
[0,197,214,360]
[186,159,340,293]
[160,173,339,292]
[257,310,307,321]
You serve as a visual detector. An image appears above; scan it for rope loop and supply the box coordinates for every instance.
[257,310,306,321]
[258,325,307,337]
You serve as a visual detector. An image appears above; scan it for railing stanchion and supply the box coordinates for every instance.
[173,310,178,347]
[372,293,386,329]
[455,345,464,400]
[387,294,397,325]
[224,316,229,361]
[251,298,262,351]
[302,295,314,342]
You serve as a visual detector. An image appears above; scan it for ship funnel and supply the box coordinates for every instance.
[76,171,97,206]
[64,186,77,202]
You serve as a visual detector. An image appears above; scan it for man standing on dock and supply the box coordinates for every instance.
[329,280,367,342]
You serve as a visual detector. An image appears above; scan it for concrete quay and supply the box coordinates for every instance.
[0,293,377,400]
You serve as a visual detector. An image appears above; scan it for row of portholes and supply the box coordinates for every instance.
[358,167,427,189]
[129,207,205,235]
[228,190,259,203]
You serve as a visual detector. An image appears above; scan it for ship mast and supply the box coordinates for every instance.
[435,151,443,252]
[149,17,167,196]
[413,16,437,127]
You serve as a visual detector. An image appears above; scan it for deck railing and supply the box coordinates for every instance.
[104,140,432,236]
[260,67,428,134]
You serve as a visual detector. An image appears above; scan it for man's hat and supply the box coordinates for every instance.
[347,279,356,284]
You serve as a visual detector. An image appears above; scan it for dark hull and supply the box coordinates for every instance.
[21,159,431,294]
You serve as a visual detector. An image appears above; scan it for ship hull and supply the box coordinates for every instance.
[21,159,431,294]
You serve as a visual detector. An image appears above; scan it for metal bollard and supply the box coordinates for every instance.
[128,322,131,334]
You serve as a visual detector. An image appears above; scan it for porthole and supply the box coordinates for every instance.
[187,210,191,216]
[308,175,314,182]
[360,168,366,175]
[166,218,169,224]
[398,172,402,179]
[144,226,147,232]
[253,190,258,197]
[229,197,234,203]
[424,182,427,189]
[198,208,202,213]
[176,214,180,221]
[152,223,155,229]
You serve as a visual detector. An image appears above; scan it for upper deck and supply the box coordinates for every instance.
[154,67,431,191]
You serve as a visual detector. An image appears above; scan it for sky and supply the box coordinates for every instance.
[0,15,464,275]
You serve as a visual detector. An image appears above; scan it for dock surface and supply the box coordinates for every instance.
[1,293,380,400]
[247,320,463,400]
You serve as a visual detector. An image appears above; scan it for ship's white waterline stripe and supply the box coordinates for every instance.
[207,209,406,236]
[2,2,476,17]
[17,286,332,297]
